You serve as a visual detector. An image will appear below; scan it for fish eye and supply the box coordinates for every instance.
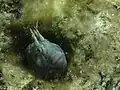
[36,48,41,53]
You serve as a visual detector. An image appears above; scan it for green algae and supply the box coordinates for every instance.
[1,0,120,90]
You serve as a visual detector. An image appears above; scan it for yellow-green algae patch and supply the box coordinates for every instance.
[23,0,66,23]
[1,63,34,90]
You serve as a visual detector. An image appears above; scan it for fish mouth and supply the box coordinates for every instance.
[30,28,45,43]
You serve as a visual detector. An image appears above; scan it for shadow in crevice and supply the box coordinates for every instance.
[8,24,31,55]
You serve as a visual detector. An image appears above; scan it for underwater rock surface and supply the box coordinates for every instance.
[0,0,120,90]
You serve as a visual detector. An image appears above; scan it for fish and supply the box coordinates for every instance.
[25,28,67,79]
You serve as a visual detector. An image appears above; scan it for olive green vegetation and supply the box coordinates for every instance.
[23,0,66,23]
[0,0,120,90]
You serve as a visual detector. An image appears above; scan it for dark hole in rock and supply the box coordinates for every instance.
[0,70,6,86]
[84,45,94,61]
[7,24,31,54]
[8,23,74,80]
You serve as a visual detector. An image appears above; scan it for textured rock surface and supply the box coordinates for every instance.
[0,0,120,90]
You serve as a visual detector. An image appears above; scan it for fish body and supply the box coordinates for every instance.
[25,29,67,79]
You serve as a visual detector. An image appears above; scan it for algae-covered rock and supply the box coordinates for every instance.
[1,0,120,90]
[23,0,66,22]
[1,63,34,90]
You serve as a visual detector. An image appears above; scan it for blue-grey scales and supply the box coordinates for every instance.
[25,28,67,79]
